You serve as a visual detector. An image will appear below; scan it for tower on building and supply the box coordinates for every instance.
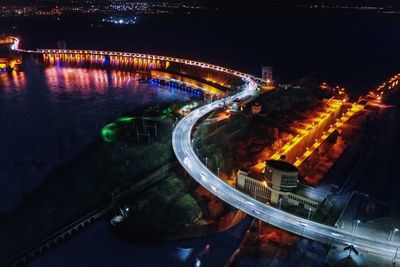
[262,66,273,83]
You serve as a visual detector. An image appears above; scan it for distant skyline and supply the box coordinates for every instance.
[2,0,400,7]
[1,0,399,17]
[216,0,400,9]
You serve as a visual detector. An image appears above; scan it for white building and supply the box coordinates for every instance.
[236,160,320,211]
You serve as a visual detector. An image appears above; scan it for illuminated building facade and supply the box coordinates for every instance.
[236,160,320,211]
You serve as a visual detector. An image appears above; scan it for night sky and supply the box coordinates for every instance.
[3,0,400,8]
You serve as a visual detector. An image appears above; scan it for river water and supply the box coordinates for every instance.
[29,217,252,267]
[0,59,193,213]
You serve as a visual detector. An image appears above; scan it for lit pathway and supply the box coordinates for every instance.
[292,103,363,167]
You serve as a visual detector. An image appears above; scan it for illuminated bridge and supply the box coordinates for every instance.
[20,48,261,82]
[13,44,400,261]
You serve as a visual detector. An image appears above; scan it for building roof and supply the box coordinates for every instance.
[266,160,298,173]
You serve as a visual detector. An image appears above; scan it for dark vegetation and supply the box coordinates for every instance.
[0,103,184,262]
[114,174,202,240]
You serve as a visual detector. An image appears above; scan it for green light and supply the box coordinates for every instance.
[101,123,118,142]
[163,107,172,115]
[117,116,135,123]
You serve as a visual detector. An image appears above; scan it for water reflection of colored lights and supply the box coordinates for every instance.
[44,67,140,94]
[0,70,26,92]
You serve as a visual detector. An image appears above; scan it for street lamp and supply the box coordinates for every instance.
[205,157,208,168]
[353,219,361,235]
[308,208,312,220]
[390,228,399,243]
[217,167,220,178]
[300,222,307,237]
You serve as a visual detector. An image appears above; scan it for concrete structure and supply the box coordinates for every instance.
[18,49,266,84]
[262,66,273,82]
[150,69,225,96]
[265,160,298,192]
[236,160,320,211]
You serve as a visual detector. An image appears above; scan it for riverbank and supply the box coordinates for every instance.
[0,101,192,263]
[29,215,253,267]
[112,163,249,243]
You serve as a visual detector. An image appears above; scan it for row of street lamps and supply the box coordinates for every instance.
[352,219,399,244]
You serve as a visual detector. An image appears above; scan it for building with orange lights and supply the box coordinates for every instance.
[236,160,321,211]
[0,35,21,70]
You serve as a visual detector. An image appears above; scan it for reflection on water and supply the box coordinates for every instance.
[0,70,26,92]
[44,67,142,94]
[0,59,193,213]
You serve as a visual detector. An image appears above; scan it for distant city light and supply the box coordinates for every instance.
[102,16,138,25]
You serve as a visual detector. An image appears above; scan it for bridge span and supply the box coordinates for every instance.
[18,48,265,83]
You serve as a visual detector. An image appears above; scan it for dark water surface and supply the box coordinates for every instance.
[2,11,400,92]
[0,59,192,212]
[29,217,252,267]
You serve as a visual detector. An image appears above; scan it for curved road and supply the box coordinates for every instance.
[172,77,399,259]
[12,41,399,259]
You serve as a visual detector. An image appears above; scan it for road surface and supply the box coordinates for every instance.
[172,77,400,260]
